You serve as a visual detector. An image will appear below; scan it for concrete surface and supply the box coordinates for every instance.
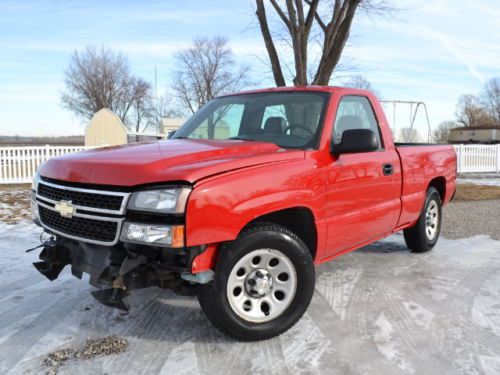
[1,222,500,374]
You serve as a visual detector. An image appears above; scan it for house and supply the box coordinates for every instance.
[450,125,500,144]
[161,118,186,137]
[85,109,128,147]
[84,110,188,146]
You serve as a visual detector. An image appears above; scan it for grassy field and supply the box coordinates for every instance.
[454,184,500,201]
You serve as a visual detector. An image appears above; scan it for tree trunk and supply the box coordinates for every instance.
[256,0,286,86]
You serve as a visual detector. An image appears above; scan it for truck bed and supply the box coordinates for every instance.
[395,144,456,227]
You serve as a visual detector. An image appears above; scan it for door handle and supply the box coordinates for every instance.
[383,163,393,176]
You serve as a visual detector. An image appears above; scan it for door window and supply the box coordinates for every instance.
[333,96,383,148]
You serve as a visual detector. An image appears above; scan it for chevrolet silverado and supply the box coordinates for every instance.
[31,86,456,340]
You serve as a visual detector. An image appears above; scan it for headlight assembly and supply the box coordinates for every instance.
[127,187,191,214]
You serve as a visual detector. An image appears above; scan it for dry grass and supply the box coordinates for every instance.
[0,184,31,191]
[454,184,500,201]
[0,184,31,223]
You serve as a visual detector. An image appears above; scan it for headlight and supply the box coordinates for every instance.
[120,222,184,247]
[32,172,40,191]
[127,187,191,214]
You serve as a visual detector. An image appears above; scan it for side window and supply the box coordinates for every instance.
[189,104,244,139]
[333,96,383,148]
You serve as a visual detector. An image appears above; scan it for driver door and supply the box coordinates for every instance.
[324,96,401,257]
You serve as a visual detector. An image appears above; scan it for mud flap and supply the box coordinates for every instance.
[91,288,131,311]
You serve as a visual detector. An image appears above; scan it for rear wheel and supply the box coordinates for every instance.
[403,187,442,252]
[197,223,315,341]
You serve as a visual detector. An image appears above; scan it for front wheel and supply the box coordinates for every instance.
[403,187,442,252]
[197,223,315,341]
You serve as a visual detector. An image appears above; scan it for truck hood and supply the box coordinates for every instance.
[38,139,304,187]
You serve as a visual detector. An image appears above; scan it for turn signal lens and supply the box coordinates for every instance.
[120,222,185,248]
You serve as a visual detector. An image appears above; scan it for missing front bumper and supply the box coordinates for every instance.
[32,237,196,311]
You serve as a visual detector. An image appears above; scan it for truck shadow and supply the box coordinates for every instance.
[355,238,410,253]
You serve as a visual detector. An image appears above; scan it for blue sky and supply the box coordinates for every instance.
[0,0,499,137]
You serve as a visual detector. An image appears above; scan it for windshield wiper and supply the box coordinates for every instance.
[228,136,257,141]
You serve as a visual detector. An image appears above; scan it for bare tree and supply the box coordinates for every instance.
[171,36,250,114]
[432,121,456,143]
[480,77,500,125]
[455,94,494,127]
[129,78,154,133]
[345,74,380,96]
[255,0,392,86]
[62,45,153,131]
[399,127,420,143]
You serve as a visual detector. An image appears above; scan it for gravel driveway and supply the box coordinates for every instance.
[443,199,500,240]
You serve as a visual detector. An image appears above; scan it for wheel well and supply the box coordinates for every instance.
[245,207,317,260]
[428,176,446,201]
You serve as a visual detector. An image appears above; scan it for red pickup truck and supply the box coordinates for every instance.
[31,86,456,340]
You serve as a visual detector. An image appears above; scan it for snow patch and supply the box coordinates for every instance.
[373,312,416,374]
[315,266,362,320]
[458,178,500,187]
[158,342,199,375]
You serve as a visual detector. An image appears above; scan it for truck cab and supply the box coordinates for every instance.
[31,86,456,341]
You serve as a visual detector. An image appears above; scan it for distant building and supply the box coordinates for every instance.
[85,108,128,147]
[161,118,186,137]
[450,125,500,144]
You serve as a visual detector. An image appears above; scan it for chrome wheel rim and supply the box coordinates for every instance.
[425,200,439,240]
[226,249,297,323]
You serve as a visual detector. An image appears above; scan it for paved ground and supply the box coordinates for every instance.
[1,217,500,374]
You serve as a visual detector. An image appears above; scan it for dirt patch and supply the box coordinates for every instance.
[454,184,500,201]
[0,186,31,223]
[44,336,128,374]
[0,184,31,191]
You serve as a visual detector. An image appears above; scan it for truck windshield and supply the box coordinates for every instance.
[173,91,329,149]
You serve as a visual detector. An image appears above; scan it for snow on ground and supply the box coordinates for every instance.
[1,222,500,374]
[458,178,500,187]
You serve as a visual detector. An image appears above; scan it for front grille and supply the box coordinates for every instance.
[39,206,118,243]
[38,183,124,211]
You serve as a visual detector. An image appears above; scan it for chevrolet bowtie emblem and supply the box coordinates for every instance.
[54,200,75,218]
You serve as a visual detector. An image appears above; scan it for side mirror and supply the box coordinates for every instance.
[331,129,379,156]
[167,130,176,139]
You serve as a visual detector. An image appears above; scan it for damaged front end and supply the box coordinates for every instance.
[33,236,211,311]
[30,174,215,311]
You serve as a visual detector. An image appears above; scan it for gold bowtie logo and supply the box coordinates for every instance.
[54,200,75,218]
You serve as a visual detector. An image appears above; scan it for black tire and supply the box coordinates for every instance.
[403,187,442,253]
[197,223,315,341]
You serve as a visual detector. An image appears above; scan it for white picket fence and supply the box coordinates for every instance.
[454,144,500,173]
[0,143,499,184]
[0,145,94,184]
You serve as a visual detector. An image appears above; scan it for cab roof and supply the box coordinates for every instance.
[219,86,372,98]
